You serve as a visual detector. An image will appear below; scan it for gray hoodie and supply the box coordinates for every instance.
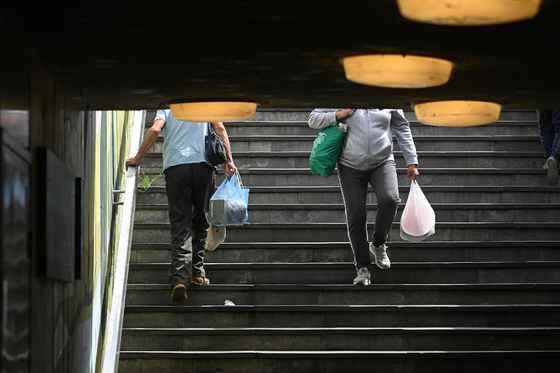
[308,109,418,171]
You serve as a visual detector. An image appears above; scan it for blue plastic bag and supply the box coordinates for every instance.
[207,172,249,226]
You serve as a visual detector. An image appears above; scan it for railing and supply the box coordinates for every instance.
[101,110,145,373]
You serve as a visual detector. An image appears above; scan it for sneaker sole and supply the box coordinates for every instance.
[375,261,391,270]
[547,158,558,184]
[353,279,370,286]
[171,285,187,302]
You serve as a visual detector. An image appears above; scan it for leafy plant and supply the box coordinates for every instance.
[137,169,163,193]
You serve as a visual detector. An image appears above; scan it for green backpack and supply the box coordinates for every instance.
[309,123,347,178]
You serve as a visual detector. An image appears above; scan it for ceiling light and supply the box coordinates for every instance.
[170,102,257,122]
[342,55,453,88]
[414,100,502,126]
[396,0,542,26]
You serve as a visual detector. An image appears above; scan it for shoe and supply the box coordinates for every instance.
[353,267,371,286]
[546,156,558,184]
[171,283,187,302]
[370,243,391,269]
[191,277,210,285]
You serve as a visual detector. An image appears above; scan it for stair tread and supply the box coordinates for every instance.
[137,185,560,192]
[142,167,551,174]
[122,326,560,334]
[178,120,541,127]
[127,283,560,290]
[136,202,560,209]
[144,150,546,158]
[124,304,560,312]
[129,261,560,269]
[154,134,543,142]
[132,240,560,249]
[120,350,560,358]
[134,221,560,228]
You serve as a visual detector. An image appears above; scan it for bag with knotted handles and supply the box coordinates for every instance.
[400,180,436,242]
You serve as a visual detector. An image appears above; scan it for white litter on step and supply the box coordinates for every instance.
[224,300,235,306]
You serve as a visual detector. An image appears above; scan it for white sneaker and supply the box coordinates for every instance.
[546,156,558,184]
[353,267,371,285]
[370,243,391,269]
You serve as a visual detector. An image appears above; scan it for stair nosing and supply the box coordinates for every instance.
[133,222,560,229]
[135,203,560,210]
[121,326,560,336]
[128,261,560,270]
[131,240,560,249]
[124,304,560,313]
[126,283,560,291]
[119,350,560,359]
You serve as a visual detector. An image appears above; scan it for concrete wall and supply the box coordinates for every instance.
[0,17,132,373]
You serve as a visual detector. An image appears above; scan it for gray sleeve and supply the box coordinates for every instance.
[391,110,419,166]
[308,109,339,129]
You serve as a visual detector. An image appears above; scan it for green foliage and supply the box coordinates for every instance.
[137,169,163,193]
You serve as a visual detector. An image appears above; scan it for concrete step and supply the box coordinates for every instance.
[134,203,560,224]
[132,222,560,243]
[146,108,537,123]
[140,150,548,169]
[131,241,560,264]
[123,304,560,328]
[125,283,560,306]
[139,167,553,187]
[127,261,560,285]
[120,326,560,352]
[135,185,560,205]
[148,134,544,153]
[118,350,558,373]
[150,120,544,137]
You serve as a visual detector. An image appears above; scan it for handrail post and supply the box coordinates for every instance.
[102,110,145,373]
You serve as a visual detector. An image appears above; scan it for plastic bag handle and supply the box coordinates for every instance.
[231,169,244,188]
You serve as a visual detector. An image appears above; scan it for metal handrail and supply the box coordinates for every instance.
[102,110,145,373]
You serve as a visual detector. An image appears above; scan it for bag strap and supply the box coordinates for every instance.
[225,170,244,188]
[236,171,244,188]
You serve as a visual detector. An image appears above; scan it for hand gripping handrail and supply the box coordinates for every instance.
[102,110,145,373]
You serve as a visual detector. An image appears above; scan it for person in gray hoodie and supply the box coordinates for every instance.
[309,108,419,285]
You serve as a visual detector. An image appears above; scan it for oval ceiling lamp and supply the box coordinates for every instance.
[170,101,258,122]
[342,54,453,88]
[396,0,542,26]
[414,100,502,126]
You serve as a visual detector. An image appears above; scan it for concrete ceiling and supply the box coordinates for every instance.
[2,0,560,111]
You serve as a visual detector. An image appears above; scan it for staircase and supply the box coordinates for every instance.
[119,109,560,373]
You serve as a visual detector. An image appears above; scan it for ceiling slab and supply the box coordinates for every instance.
[2,0,559,110]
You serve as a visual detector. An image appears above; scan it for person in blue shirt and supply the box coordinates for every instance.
[126,109,236,302]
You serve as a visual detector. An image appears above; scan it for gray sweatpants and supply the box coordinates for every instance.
[338,160,400,271]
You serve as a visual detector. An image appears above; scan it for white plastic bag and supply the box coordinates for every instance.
[207,172,249,226]
[400,180,436,242]
[205,224,226,251]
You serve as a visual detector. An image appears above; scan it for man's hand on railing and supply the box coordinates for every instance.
[125,157,141,170]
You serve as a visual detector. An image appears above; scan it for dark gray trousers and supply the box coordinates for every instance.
[164,162,215,288]
[338,160,400,271]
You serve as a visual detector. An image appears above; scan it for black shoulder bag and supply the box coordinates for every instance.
[205,122,227,166]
